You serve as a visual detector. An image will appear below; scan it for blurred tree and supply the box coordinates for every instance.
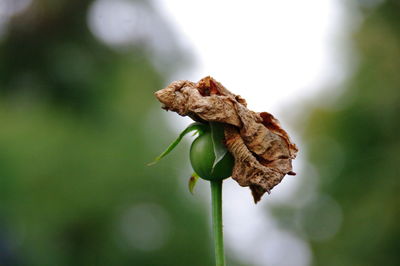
[275,1,400,266]
[0,0,216,265]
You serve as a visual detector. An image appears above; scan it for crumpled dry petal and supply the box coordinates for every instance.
[155,76,298,202]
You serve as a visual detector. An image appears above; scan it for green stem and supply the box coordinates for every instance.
[210,180,225,266]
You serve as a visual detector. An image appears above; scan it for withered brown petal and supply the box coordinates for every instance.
[154,76,298,203]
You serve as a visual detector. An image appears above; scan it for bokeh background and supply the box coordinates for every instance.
[0,0,399,265]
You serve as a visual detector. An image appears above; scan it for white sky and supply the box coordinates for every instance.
[155,0,351,114]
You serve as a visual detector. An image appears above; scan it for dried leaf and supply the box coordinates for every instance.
[155,76,298,203]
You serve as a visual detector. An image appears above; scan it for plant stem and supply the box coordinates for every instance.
[210,180,225,266]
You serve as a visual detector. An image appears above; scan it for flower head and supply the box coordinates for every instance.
[155,76,298,202]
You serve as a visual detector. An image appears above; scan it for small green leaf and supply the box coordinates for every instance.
[188,172,200,194]
[148,122,206,166]
[210,122,228,171]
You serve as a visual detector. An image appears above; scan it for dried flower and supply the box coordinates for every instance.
[155,76,298,202]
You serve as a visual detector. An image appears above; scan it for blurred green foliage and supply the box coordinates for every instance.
[0,0,215,265]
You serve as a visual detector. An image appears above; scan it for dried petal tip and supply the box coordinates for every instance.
[155,76,298,203]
